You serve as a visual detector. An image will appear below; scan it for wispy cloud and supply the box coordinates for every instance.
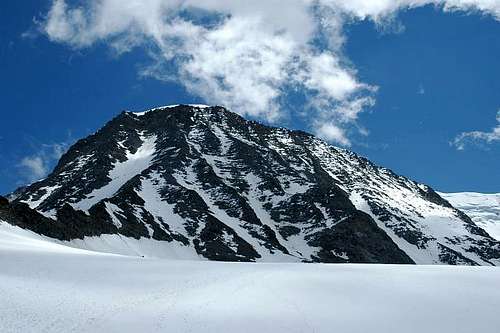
[315,122,352,147]
[18,141,71,183]
[452,109,500,150]
[38,0,500,146]
[19,156,47,181]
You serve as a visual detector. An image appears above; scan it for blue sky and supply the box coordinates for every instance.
[0,0,499,194]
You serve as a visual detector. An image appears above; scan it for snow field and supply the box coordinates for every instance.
[1,222,499,333]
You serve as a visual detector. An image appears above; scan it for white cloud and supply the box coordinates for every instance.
[18,142,71,183]
[19,156,47,182]
[40,0,500,146]
[321,0,500,21]
[452,109,500,150]
[315,122,352,146]
[178,16,297,121]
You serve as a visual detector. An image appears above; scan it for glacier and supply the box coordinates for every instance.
[1,222,499,333]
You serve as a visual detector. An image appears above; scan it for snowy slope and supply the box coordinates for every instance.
[0,221,202,259]
[9,105,500,265]
[440,192,500,241]
[1,223,500,333]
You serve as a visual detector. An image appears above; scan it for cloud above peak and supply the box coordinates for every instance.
[17,142,71,183]
[41,0,500,146]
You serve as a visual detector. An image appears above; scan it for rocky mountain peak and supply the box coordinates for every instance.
[4,104,500,265]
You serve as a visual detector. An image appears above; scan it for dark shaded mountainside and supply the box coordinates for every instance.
[2,105,499,265]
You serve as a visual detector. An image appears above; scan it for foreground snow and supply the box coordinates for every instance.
[1,223,499,333]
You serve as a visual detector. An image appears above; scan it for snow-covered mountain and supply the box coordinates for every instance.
[3,105,500,265]
[439,192,500,241]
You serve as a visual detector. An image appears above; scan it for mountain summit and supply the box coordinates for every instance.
[4,105,500,264]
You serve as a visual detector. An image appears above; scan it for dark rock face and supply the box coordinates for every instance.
[0,196,106,240]
[7,105,500,265]
[0,196,9,210]
[308,211,414,264]
[1,196,65,239]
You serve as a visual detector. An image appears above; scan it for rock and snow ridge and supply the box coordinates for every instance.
[4,104,500,265]
[132,104,210,116]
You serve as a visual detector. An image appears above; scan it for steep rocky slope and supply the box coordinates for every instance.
[6,105,500,265]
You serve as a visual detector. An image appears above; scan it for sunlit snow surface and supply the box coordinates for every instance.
[440,192,500,241]
[1,222,499,333]
[75,133,158,211]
